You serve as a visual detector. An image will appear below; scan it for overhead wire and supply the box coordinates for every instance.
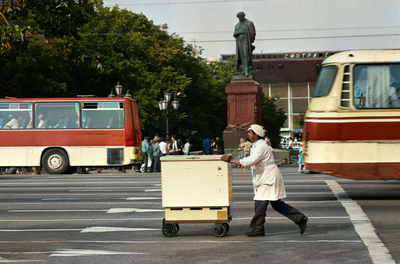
[107,0,266,6]
[80,32,400,45]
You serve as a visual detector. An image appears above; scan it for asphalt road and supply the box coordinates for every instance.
[0,166,399,263]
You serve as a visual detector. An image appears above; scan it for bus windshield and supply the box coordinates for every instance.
[312,66,338,97]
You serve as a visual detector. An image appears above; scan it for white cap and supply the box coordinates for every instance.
[248,124,265,138]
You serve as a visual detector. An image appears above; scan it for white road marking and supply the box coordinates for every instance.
[0,181,159,186]
[234,201,340,204]
[8,208,164,214]
[235,192,333,195]
[144,189,161,192]
[0,187,149,191]
[41,198,130,201]
[80,227,159,233]
[326,180,395,264]
[0,227,159,233]
[9,210,106,213]
[235,216,350,220]
[0,240,362,245]
[126,197,161,200]
[0,229,81,232]
[0,259,44,263]
[0,216,347,223]
[107,208,164,213]
[0,218,161,222]
[50,249,148,257]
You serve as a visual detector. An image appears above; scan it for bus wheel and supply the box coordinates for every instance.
[42,149,69,174]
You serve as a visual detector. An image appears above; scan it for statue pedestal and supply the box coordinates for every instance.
[223,77,263,152]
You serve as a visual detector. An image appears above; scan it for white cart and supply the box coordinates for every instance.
[161,155,233,237]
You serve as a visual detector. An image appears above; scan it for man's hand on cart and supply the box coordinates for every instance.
[221,154,248,169]
[221,154,232,163]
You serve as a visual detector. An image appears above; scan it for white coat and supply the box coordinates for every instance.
[240,139,286,201]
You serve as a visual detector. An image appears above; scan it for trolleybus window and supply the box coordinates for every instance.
[312,66,338,97]
[81,101,124,129]
[0,102,32,129]
[35,102,80,129]
[353,64,400,109]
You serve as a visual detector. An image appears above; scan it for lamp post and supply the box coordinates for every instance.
[298,110,305,140]
[299,110,305,127]
[158,92,180,140]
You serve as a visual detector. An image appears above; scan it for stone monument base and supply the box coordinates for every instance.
[222,123,250,157]
[222,76,263,156]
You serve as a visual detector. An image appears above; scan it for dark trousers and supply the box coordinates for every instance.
[142,152,149,172]
[152,156,160,172]
[249,200,305,231]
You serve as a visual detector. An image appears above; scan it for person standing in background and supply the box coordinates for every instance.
[243,138,252,157]
[215,136,225,154]
[141,137,150,173]
[151,136,161,172]
[159,137,167,156]
[202,137,211,155]
[183,139,191,155]
[238,138,245,158]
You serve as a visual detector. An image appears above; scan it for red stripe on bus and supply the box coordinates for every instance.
[305,162,400,180]
[306,115,400,120]
[305,121,400,141]
[0,130,131,147]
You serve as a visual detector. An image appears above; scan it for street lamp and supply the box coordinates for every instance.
[158,92,180,140]
[109,81,126,98]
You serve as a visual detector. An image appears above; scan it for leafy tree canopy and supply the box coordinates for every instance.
[0,1,284,149]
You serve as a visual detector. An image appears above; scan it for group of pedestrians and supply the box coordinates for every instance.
[202,136,225,155]
[140,134,191,173]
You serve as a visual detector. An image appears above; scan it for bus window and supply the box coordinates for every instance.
[35,102,80,129]
[81,101,124,129]
[353,64,400,109]
[312,66,338,97]
[0,102,32,129]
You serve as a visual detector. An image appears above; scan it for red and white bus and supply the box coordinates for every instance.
[304,49,400,180]
[0,96,142,174]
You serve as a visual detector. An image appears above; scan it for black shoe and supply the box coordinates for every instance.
[299,216,308,235]
[245,229,265,237]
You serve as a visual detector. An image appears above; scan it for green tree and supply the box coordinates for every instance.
[79,6,231,148]
[0,0,98,97]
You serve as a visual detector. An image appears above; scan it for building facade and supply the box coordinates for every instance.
[222,51,338,138]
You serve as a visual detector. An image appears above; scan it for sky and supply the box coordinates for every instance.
[102,0,400,58]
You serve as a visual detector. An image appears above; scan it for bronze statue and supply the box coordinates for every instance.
[233,12,256,77]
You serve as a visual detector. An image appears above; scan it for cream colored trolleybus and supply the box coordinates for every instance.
[304,49,400,180]
[161,155,233,237]
[0,97,142,174]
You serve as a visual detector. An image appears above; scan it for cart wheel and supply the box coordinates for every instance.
[212,224,227,237]
[173,224,180,234]
[162,218,176,237]
[222,223,230,233]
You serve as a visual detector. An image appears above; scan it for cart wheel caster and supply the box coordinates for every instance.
[162,218,176,237]
[212,224,227,237]
[222,223,229,233]
[173,224,180,234]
